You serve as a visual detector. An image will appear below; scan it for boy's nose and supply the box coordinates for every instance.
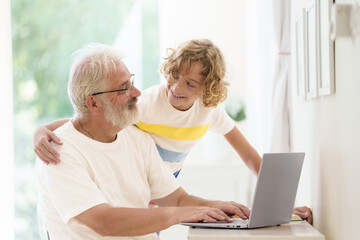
[173,78,185,90]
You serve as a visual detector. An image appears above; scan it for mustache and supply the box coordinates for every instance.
[126,97,138,107]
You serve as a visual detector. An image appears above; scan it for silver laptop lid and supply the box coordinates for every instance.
[180,152,305,229]
[248,152,304,228]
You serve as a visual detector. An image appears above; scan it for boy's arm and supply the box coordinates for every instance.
[224,126,262,176]
[33,118,70,165]
[43,118,70,131]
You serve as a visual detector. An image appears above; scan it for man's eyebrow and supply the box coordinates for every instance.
[119,80,129,88]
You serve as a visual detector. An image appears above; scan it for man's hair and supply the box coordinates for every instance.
[160,39,229,108]
[68,43,123,118]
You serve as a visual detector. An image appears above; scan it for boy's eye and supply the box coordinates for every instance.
[187,82,195,88]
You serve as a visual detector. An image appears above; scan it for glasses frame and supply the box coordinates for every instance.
[91,74,135,97]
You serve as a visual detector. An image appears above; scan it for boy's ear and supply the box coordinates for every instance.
[85,95,102,114]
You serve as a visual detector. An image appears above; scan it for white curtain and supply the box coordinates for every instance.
[0,0,14,239]
[246,0,290,154]
[268,0,291,152]
[246,0,275,154]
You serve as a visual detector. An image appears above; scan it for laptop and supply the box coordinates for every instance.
[181,152,305,229]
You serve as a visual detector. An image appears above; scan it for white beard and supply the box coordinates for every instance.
[101,97,140,129]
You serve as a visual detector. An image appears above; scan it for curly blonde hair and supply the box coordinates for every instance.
[160,39,229,107]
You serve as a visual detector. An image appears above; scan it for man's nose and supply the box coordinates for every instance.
[128,85,141,98]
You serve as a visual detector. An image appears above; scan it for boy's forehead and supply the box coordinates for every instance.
[179,61,204,75]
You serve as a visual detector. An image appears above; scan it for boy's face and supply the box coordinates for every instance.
[166,61,205,111]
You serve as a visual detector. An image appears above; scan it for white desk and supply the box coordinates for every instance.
[188,221,325,240]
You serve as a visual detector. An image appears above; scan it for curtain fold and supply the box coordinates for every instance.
[246,0,291,154]
[268,0,291,152]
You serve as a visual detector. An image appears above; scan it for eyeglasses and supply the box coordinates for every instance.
[91,74,135,98]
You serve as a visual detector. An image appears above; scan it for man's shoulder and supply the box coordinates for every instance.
[124,125,157,149]
[51,121,87,153]
[124,125,153,141]
[53,120,76,140]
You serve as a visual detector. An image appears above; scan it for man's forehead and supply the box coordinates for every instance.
[107,69,131,89]
[107,61,129,77]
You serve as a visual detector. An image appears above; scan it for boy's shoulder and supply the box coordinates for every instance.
[139,84,166,105]
[142,84,164,96]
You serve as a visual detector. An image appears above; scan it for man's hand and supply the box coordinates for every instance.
[209,201,250,220]
[293,206,313,224]
[174,206,233,223]
[33,126,62,165]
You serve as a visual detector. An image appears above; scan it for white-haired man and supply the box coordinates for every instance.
[36,44,250,240]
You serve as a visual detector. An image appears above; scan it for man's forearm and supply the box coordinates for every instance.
[76,204,178,237]
[177,193,221,208]
[154,187,221,209]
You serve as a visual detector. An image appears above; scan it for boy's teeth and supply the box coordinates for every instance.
[174,93,184,98]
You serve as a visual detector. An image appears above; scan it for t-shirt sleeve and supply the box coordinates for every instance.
[209,104,235,135]
[37,145,107,224]
[144,136,180,200]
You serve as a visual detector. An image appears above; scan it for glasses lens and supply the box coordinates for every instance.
[126,76,135,97]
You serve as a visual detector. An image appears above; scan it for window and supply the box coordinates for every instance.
[11,0,159,238]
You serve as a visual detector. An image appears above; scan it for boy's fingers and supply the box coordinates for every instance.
[42,140,61,159]
[34,148,50,165]
[49,132,63,145]
[38,145,59,164]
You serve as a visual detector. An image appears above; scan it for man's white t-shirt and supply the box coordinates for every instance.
[36,121,180,240]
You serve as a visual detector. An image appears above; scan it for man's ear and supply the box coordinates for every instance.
[85,95,102,114]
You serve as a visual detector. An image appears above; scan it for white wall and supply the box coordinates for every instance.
[291,1,360,239]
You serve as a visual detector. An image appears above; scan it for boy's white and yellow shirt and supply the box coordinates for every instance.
[136,84,234,174]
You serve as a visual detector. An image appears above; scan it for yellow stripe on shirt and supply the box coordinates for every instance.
[136,121,210,141]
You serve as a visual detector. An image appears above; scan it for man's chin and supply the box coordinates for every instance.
[120,109,140,128]
[130,110,140,125]
[128,104,137,111]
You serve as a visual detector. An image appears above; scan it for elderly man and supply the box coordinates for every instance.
[36,44,250,239]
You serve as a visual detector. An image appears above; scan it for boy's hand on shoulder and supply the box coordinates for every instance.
[34,126,62,165]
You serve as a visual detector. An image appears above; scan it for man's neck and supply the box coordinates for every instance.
[72,117,121,143]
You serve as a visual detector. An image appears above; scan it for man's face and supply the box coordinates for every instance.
[166,61,205,111]
[99,62,141,129]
